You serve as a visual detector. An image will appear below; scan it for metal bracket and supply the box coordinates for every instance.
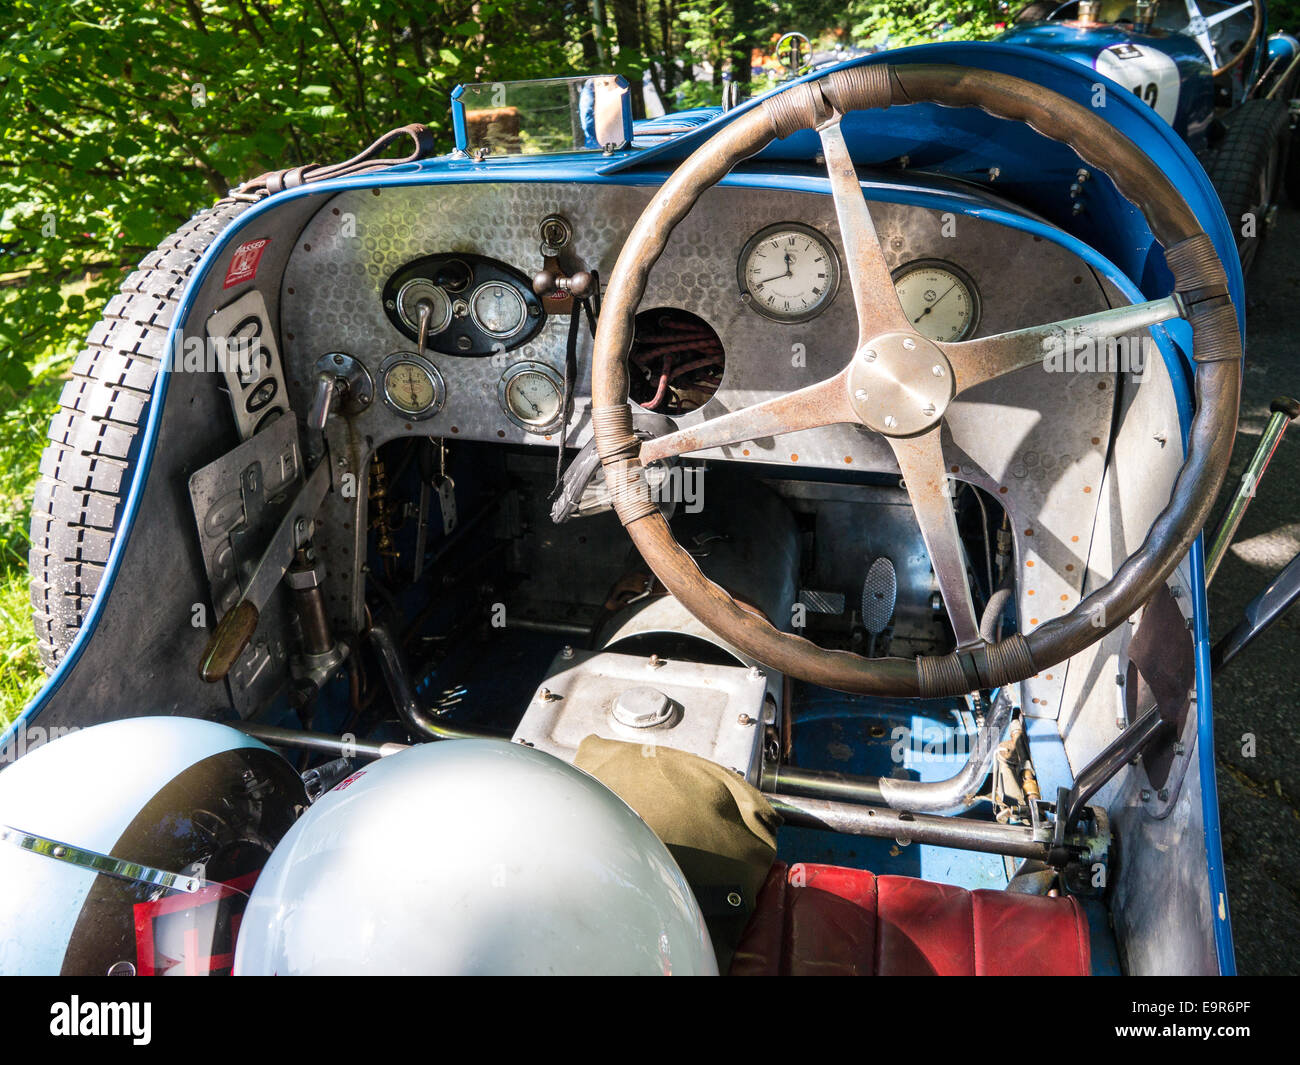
[0,825,201,894]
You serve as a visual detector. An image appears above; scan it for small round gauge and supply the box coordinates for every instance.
[499,361,565,433]
[738,222,840,323]
[379,352,446,420]
[396,279,453,335]
[892,260,980,342]
[470,281,528,339]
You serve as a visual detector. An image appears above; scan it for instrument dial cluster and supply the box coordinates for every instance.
[382,252,545,357]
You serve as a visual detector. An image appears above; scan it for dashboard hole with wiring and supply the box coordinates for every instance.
[628,307,724,415]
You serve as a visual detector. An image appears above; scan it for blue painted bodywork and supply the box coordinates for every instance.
[998,22,1216,150]
[0,42,1239,974]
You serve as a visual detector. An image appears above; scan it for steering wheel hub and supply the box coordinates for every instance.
[848,331,954,436]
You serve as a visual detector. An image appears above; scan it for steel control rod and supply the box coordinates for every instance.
[761,693,1011,814]
[1205,396,1300,584]
[767,793,1052,860]
[233,722,409,761]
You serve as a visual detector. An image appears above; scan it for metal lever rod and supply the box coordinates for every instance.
[1205,395,1299,584]
[199,456,333,683]
[1212,548,1300,671]
[1057,705,1167,833]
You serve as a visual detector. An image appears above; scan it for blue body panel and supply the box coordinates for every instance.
[997,23,1215,150]
[0,41,1238,973]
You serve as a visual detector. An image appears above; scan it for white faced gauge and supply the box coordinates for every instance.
[739,222,840,322]
[379,352,446,420]
[891,260,980,342]
[499,361,565,433]
[470,281,528,339]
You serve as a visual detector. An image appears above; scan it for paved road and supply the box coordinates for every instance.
[1208,210,1300,975]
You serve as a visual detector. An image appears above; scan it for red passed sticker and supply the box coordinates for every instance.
[223,238,271,288]
[332,769,367,792]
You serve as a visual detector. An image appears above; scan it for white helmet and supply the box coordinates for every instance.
[0,716,306,975]
[234,739,717,975]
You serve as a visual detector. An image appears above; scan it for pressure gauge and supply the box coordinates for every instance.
[379,352,446,420]
[470,281,528,339]
[738,222,840,322]
[499,361,565,433]
[396,279,453,335]
[892,260,980,342]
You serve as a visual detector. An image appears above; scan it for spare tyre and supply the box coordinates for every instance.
[28,200,248,671]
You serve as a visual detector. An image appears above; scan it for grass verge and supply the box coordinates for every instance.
[0,343,75,727]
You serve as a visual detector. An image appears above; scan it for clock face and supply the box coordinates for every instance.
[739,223,840,322]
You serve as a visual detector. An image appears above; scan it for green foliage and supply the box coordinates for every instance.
[847,0,1005,46]
[0,1,578,392]
[1270,0,1300,33]
[0,341,74,726]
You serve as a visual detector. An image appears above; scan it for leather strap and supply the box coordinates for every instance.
[232,123,438,201]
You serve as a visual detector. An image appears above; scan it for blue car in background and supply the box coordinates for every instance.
[1004,0,1300,272]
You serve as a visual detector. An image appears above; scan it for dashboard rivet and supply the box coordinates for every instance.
[884,415,897,429]
[854,388,869,401]
[922,404,936,417]
[931,364,945,377]
[902,337,916,350]
[862,349,877,362]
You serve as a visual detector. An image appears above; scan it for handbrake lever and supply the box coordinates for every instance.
[199,448,334,683]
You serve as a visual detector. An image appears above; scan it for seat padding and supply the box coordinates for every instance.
[731,862,1091,976]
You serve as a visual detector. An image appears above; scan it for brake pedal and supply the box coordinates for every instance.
[862,557,897,658]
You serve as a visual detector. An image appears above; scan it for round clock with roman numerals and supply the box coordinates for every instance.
[738,222,841,323]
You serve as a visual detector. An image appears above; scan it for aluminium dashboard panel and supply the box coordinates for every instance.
[279,180,1143,723]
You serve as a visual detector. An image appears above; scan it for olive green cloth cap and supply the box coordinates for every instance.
[573,736,780,969]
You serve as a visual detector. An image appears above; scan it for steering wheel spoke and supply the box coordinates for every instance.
[818,119,911,342]
[1183,0,1261,75]
[888,428,981,649]
[638,368,856,463]
[943,295,1182,395]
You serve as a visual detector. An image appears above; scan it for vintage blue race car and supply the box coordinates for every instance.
[1003,0,1300,272]
[1,32,1294,976]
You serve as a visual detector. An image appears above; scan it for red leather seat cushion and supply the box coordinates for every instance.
[730,862,1091,976]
